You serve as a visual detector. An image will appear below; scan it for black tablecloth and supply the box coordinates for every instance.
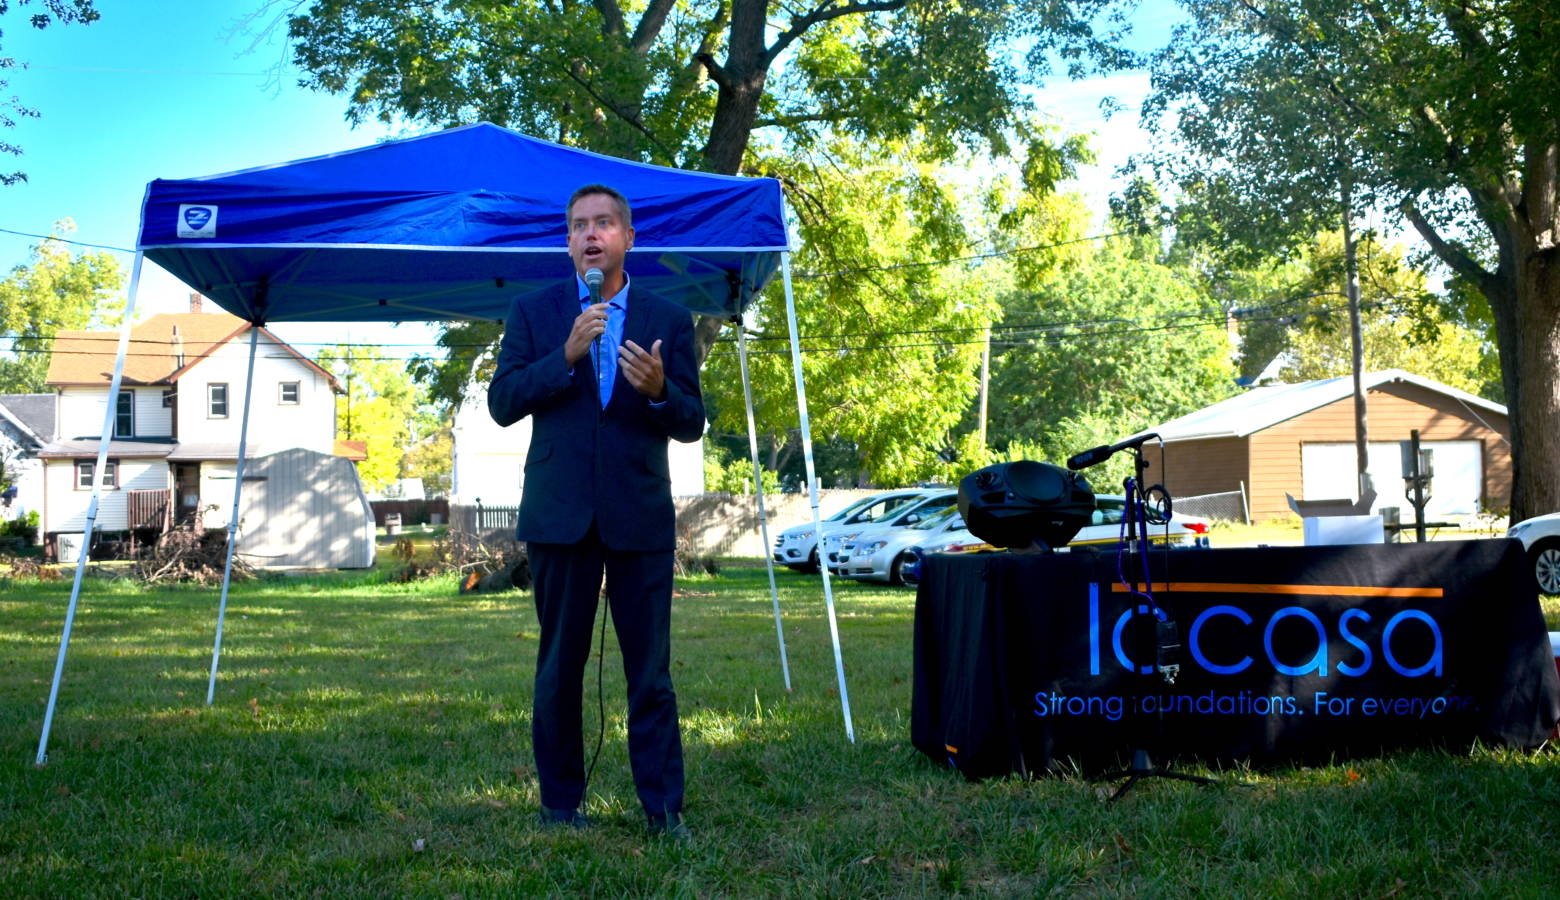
[912,540,1560,779]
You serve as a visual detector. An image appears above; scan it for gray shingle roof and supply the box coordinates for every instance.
[1147,370,1507,442]
[0,393,55,443]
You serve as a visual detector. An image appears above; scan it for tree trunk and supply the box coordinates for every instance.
[1506,249,1560,523]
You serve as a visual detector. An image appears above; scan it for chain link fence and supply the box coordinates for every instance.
[1172,486,1249,524]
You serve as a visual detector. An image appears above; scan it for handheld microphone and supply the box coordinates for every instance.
[1066,432,1160,470]
[584,267,605,375]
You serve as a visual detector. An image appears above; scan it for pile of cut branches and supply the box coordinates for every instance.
[0,554,61,581]
[393,528,531,593]
[134,529,254,585]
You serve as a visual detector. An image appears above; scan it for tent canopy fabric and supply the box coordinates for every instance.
[138,123,789,322]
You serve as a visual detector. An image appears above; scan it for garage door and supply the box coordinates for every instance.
[1301,440,1483,517]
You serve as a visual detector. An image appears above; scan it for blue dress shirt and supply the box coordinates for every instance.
[577,273,628,408]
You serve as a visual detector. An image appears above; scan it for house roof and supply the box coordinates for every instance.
[38,438,176,460]
[333,439,368,461]
[45,312,342,391]
[0,393,55,445]
[1147,369,1508,442]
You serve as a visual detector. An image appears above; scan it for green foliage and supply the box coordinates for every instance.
[984,236,1237,463]
[0,1,101,185]
[702,442,780,496]
[1127,0,1560,518]
[698,133,1093,488]
[0,508,38,544]
[0,220,124,391]
[317,345,447,493]
[1271,232,1489,392]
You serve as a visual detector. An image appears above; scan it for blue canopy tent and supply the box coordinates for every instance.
[36,123,857,764]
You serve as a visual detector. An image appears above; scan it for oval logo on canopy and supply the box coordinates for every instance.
[177,204,218,238]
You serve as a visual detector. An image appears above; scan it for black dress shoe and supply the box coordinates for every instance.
[537,806,589,829]
[646,811,691,843]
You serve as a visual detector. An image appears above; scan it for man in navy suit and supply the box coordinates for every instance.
[488,184,705,840]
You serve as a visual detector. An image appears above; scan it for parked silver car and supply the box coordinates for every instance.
[841,504,967,585]
[824,489,957,576]
[902,494,1211,585]
[771,488,931,573]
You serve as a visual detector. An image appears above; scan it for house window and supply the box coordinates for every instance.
[162,389,175,409]
[209,383,229,418]
[114,390,134,438]
[279,381,300,405]
[75,460,118,490]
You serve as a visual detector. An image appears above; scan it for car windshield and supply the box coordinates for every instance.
[863,495,923,522]
[891,494,955,524]
[913,505,961,530]
[825,493,889,522]
[1092,495,1126,526]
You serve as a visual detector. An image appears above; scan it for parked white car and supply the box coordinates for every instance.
[902,494,1211,584]
[823,489,957,576]
[771,488,931,573]
[841,504,967,585]
[1507,513,1560,594]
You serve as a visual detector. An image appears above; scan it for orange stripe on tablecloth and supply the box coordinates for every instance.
[1108,582,1443,598]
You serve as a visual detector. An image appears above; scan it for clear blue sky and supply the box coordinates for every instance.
[2,1,1179,352]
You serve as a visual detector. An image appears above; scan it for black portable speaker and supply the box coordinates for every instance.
[957,460,1095,550]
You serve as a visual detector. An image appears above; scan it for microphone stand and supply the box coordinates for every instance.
[1099,443,1218,802]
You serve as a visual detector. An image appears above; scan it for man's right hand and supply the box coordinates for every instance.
[564,301,610,366]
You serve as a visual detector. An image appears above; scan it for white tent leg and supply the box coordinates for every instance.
[207,326,261,704]
[35,252,145,765]
[737,318,791,691]
[780,252,854,742]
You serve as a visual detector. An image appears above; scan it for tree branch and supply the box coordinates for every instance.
[766,0,909,69]
[631,0,678,55]
[1398,197,1494,287]
[592,0,625,37]
[754,111,848,129]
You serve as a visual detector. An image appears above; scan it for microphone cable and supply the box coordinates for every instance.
[581,274,611,811]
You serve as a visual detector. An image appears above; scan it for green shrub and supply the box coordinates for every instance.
[1,510,40,545]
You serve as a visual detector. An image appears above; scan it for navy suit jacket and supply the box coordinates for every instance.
[488,280,705,552]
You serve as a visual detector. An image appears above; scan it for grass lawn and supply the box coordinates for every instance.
[3,558,1559,897]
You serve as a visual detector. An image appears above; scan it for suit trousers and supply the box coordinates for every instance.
[528,525,684,817]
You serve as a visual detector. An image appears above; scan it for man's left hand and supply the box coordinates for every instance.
[619,339,667,401]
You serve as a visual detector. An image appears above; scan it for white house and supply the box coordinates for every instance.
[0,393,53,524]
[38,303,375,565]
[450,381,704,507]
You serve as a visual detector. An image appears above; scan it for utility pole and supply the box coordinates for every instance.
[977,325,991,449]
[1342,179,1370,499]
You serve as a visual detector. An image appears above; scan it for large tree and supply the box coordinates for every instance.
[1,0,100,185]
[273,0,1102,362]
[0,220,123,391]
[1132,0,1560,521]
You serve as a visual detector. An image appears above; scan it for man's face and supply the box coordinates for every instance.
[566,192,634,280]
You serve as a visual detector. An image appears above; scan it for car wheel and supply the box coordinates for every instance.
[889,552,910,586]
[1530,538,1560,595]
[802,547,820,575]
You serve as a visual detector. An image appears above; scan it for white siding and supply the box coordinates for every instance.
[175,331,335,454]
[57,389,107,440]
[199,461,238,529]
[450,384,704,504]
[43,458,167,533]
[56,386,172,439]
[135,388,173,436]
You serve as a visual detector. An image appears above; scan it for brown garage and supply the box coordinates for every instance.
[1140,369,1509,522]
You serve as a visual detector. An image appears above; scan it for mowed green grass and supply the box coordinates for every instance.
[3,561,1559,898]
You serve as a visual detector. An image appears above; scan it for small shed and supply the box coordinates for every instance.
[1142,370,1509,522]
[236,447,376,569]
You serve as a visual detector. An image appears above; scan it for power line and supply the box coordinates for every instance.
[0,228,135,254]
